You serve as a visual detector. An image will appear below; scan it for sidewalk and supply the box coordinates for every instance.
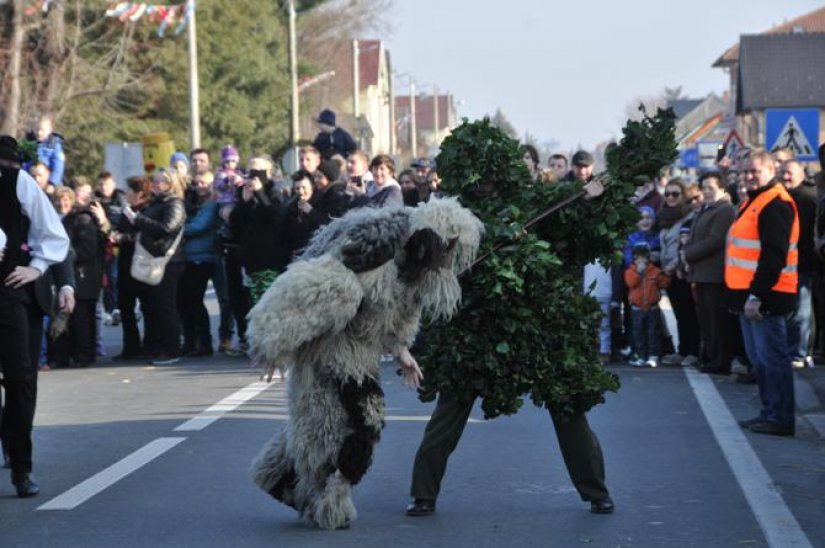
[794,365,825,436]
[660,297,825,436]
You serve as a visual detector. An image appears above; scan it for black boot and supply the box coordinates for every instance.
[11,471,40,498]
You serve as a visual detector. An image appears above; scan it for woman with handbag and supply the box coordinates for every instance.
[123,169,186,365]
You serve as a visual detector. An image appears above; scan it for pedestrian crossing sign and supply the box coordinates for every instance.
[722,129,745,160]
[765,109,819,161]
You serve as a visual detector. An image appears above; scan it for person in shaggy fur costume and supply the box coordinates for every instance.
[247,197,483,530]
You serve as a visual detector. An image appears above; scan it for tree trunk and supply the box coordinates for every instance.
[2,0,25,135]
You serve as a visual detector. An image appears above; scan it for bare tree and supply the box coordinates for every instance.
[0,1,154,137]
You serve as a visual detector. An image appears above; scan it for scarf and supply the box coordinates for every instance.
[366,177,400,198]
[657,202,689,229]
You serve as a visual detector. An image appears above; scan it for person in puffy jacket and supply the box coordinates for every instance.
[180,171,220,357]
[624,242,670,368]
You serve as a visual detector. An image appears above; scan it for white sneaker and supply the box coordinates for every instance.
[103,313,113,326]
[791,359,805,369]
[645,357,659,368]
[804,356,815,368]
[630,357,645,367]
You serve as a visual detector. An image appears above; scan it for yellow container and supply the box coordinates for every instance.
[142,132,176,176]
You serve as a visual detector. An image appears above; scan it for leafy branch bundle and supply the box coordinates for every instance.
[419,108,676,419]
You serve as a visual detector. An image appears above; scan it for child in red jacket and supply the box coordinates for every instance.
[624,242,670,367]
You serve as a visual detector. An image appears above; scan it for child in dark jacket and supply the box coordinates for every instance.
[624,242,670,367]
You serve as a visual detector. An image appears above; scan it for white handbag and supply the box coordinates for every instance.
[130,230,183,286]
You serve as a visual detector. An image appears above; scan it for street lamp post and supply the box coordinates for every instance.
[187,0,201,148]
[288,0,300,172]
[410,79,417,159]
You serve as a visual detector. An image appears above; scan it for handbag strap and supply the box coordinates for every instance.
[165,228,184,257]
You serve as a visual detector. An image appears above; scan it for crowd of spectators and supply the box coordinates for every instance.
[21,109,448,367]
[14,110,825,438]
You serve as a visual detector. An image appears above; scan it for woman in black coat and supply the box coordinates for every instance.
[53,187,105,367]
[683,172,737,374]
[284,171,322,261]
[123,169,186,365]
[112,176,152,360]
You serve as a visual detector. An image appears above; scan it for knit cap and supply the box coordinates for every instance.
[221,145,240,163]
[169,151,189,167]
[317,109,336,126]
[318,159,341,182]
[638,205,656,221]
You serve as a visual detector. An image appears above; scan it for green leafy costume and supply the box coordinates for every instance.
[419,110,677,420]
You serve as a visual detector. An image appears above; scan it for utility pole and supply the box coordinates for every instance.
[433,85,439,147]
[410,80,417,159]
[288,0,299,171]
[187,0,201,148]
[352,40,360,119]
[387,52,395,155]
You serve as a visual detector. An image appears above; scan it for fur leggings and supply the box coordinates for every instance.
[250,374,384,530]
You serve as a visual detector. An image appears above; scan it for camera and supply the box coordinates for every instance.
[248,169,267,183]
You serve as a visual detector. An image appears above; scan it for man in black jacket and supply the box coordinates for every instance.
[0,135,70,496]
[781,159,817,369]
[312,109,357,160]
[729,149,799,437]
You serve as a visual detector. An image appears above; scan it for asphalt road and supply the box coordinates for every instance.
[1,316,824,547]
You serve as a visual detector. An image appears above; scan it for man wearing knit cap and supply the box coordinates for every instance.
[312,108,358,160]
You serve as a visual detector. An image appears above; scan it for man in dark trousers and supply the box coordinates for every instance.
[730,149,799,437]
[0,135,69,497]
[404,159,615,517]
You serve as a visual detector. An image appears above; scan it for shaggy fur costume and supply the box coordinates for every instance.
[248,197,483,530]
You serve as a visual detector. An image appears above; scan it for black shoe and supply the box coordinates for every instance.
[736,372,757,384]
[700,363,729,375]
[184,347,213,358]
[738,416,766,429]
[11,472,39,498]
[749,421,795,437]
[113,352,143,362]
[405,498,436,516]
[590,496,615,514]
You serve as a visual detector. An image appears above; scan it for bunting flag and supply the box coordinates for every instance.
[23,0,53,16]
[104,0,194,37]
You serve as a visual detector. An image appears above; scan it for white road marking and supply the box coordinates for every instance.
[174,381,276,431]
[37,437,186,511]
[685,368,813,548]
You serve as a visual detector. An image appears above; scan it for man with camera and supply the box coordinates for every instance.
[344,149,373,196]
[229,155,289,305]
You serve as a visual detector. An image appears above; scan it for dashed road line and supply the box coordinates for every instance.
[38,437,186,511]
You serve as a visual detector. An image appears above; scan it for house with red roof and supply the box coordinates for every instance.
[712,6,825,154]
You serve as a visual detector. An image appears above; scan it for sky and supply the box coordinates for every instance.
[384,0,822,153]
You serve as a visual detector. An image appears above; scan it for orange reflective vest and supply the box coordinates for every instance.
[724,184,799,293]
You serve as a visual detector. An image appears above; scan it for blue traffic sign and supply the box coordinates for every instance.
[765,109,820,161]
[679,147,699,168]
